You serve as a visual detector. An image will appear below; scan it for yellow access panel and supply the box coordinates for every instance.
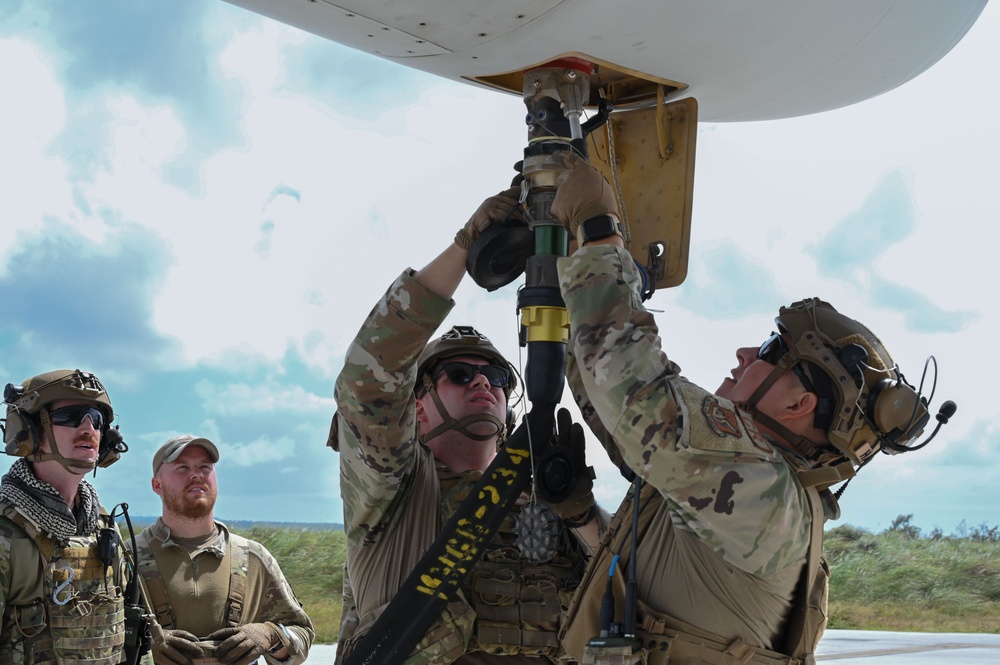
[588,95,697,291]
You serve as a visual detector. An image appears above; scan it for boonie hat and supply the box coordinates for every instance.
[153,435,220,475]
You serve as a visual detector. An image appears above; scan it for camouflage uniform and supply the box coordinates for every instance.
[334,270,588,665]
[556,246,836,664]
[129,518,313,665]
[0,462,140,665]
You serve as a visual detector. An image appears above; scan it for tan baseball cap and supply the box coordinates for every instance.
[152,435,220,475]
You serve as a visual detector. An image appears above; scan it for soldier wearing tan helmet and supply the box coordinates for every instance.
[545,152,952,665]
[130,435,314,665]
[331,191,605,665]
[0,369,144,665]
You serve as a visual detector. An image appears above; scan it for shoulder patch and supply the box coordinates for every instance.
[696,395,775,456]
[702,395,742,438]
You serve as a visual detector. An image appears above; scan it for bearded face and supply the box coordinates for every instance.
[159,479,218,520]
[153,445,219,522]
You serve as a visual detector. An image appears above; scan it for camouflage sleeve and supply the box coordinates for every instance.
[566,346,629,476]
[557,246,809,575]
[248,543,315,665]
[335,269,454,545]
[0,525,10,622]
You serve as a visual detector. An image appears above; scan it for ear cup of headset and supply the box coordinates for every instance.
[6,434,34,458]
[866,379,929,443]
[3,411,38,458]
[497,406,516,449]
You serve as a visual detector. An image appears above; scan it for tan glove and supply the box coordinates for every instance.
[208,623,281,665]
[153,629,204,665]
[546,408,597,526]
[551,151,620,239]
[455,186,525,251]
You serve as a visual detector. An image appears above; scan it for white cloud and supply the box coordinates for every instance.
[218,435,297,467]
[194,379,335,416]
[0,39,74,262]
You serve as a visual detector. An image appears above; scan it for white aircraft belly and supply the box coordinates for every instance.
[223,0,987,121]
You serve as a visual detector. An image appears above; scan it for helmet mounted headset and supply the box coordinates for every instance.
[416,326,517,444]
[742,299,954,478]
[2,369,127,471]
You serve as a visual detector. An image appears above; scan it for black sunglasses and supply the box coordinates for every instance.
[757,331,816,392]
[48,404,106,430]
[757,331,789,364]
[432,361,511,389]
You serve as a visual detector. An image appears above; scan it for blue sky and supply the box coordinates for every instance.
[1,0,997,534]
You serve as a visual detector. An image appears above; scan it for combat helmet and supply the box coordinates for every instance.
[3,369,126,469]
[746,298,929,467]
[416,325,517,397]
[416,326,517,444]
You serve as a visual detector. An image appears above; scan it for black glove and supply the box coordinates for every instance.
[208,623,281,665]
[545,408,597,526]
[152,629,204,665]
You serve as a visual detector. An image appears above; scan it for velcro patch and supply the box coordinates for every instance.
[702,396,742,439]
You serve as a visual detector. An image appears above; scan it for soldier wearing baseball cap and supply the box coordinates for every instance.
[130,435,313,665]
[152,435,220,475]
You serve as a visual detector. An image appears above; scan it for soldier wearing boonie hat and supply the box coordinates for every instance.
[129,435,314,665]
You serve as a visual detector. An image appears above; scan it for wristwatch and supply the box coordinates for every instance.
[578,215,622,245]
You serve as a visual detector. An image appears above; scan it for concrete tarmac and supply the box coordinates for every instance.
[814,629,1000,663]
[302,630,1000,664]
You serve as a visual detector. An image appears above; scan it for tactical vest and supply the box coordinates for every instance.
[339,555,581,665]
[560,481,828,665]
[337,457,587,665]
[468,545,581,658]
[0,503,127,665]
[131,528,249,632]
[441,469,584,660]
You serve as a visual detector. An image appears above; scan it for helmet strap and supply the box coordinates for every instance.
[418,380,506,445]
[742,355,829,465]
[30,411,98,472]
[744,353,796,407]
[748,407,828,465]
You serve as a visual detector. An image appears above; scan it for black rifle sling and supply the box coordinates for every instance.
[344,403,556,665]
